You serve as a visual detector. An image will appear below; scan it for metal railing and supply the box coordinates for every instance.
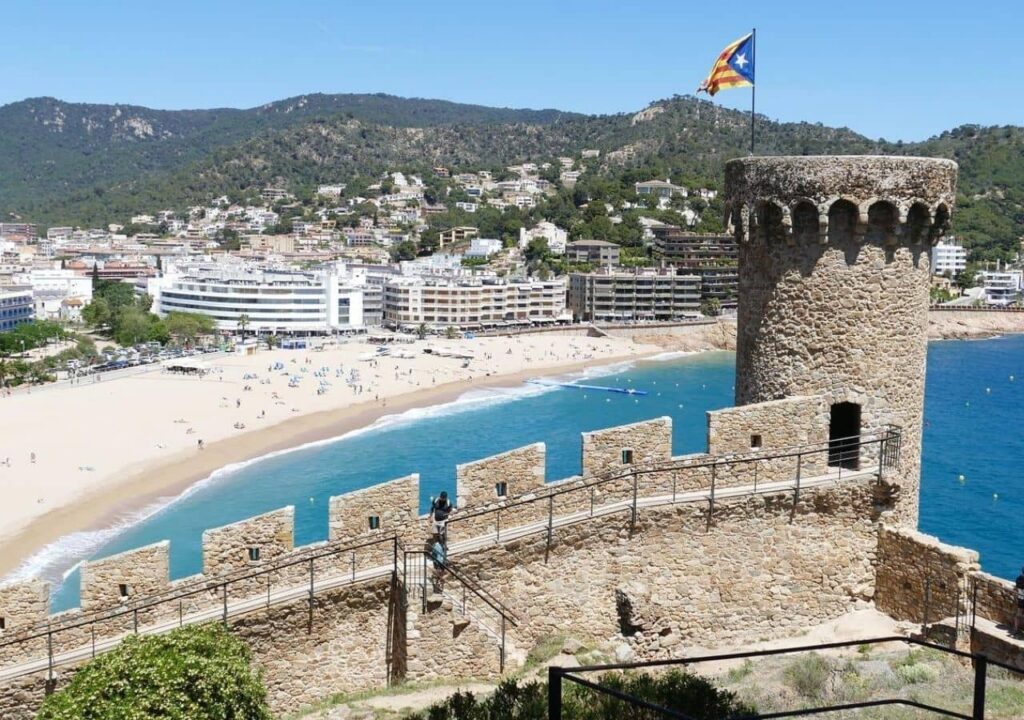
[448,427,902,549]
[549,635,1024,720]
[0,533,403,682]
[402,550,519,672]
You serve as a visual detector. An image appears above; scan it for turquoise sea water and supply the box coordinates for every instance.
[41,337,1024,611]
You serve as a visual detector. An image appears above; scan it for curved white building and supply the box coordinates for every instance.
[148,265,366,335]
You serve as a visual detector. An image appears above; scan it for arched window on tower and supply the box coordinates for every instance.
[827,200,858,244]
[866,201,898,246]
[791,201,820,244]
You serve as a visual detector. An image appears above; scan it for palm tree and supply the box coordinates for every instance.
[416,323,428,340]
[236,314,251,340]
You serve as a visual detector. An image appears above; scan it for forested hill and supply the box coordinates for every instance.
[1,93,1021,259]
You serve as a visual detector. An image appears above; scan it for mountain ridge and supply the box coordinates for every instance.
[1,93,1020,259]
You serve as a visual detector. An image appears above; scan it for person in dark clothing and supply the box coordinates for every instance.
[430,491,453,545]
[1015,567,1024,635]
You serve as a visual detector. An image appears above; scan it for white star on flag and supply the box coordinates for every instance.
[734,52,748,68]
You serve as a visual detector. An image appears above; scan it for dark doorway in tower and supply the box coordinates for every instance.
[828,402,861,470]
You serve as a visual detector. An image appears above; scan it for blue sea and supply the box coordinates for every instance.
[33,336,1024,612]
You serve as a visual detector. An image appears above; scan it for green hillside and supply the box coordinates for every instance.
[1,94,1020,259]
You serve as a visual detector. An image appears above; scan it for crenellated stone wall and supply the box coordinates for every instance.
[203,507,295,575]
[581,416,672,477]
[80,541,170,611]
[456,443,545,508]
[329,474,420,541]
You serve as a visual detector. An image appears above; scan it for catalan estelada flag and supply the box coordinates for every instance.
[697,32,755,96]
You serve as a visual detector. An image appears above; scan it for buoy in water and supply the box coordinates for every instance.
[958,474,966,485]
[986,387,991,393]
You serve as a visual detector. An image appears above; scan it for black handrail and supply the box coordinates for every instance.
[403,551,519,628]
[549,634,1023,720]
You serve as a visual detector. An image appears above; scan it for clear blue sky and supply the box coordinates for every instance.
[5,0,1021,141]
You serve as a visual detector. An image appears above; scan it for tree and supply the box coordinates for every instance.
[37,624,272,720]
[391,240,418,262]
[114,307,153,346]
[416,323,428,340]
[237,313,251,339]
[166,312,216,347]
[700,298,722,317]
[445,326,458,340]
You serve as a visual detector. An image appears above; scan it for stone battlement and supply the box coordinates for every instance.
[724,156,957,247]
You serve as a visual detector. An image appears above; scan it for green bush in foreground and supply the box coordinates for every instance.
[410,670,755,720]
[37,624,272,720]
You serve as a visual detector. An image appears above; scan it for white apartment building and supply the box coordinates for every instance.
[519,222,568,255]
[148,264,372,335]
[384,277,567,329]
[17,268,93,321]
[931,239,968,276]
[978,269,1022,306]
[465,238,502,258]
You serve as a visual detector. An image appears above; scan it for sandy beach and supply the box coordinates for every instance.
[0,333,660,578]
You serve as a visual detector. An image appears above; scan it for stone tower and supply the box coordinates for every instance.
[724,156,958,526]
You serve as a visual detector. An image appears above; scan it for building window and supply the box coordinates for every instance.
[750,434,762,450]
[248,547,261,562]
[621,449,634,465]
[368,516,381,530]
[118,583,129,599]
[495,481,508,498]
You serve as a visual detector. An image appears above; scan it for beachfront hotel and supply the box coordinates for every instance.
[567,267,702,322]
[147,262,372,335]
[382,275,568,330]
[0,285,34,332]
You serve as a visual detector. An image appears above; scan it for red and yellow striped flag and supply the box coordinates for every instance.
[697,32,755,96]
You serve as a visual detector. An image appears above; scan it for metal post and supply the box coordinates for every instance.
[91,623,96,657]
[267,574,271,608]
[590,487,595,516]
[496,509,501,543]
[351,552,356,582]
[924,576,932,630]
[672,473,677,503]
[500,614,507,674]
[47,631,53,682]
[545,495,554,563]
[462,585,466,614]
[709,464,717,524]
[630,473,638,535]
[972,655,987,720]
[308,558,315,632]
[548,666,563,720]
[795,454,803,506]
[421,554,427,612]
[753,462,758,493]
[222,584,228,627]
[133,608,138,634]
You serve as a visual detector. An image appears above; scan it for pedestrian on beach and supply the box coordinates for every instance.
[1015,567,1024,636]
[30,452,36,464]
[198,439,204,450]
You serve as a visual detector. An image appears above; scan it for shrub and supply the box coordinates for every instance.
[408,670,755,720]
[895,662,938,685]
[783,653,831,699]
[37,624,272,720]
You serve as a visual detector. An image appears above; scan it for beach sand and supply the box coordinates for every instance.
[0,334,659,578]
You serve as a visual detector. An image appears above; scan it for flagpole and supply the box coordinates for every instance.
[750,27,756,155]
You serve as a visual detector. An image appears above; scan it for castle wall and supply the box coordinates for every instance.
[874,525,979,624]
[971,571,1018,628]
[80,541,170,611]
[707,396,829,483]
[581,417,672,477]
[405,595,503,683]
[456,444,545,508]
[456,480,881,657]
[329,474,420,541]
